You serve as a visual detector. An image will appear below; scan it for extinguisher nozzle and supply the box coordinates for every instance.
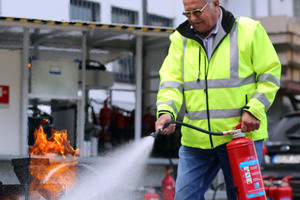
[150,129,162,139]
[150,132,157,139]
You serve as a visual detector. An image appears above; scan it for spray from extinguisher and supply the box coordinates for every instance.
[150,121,267,200]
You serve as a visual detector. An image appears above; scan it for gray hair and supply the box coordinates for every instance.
[206,0,216,9]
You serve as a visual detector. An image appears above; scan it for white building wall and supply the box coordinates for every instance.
[253,0,269,18]
[147,0,174,18]
[220,0,294,18]
[270,0,293,17]
[219,0,252,17]
[0,49,22,155]
[1,0,69,21]
[97,0,112,24]
[174,1,186,28]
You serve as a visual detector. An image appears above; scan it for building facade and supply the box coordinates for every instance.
[0,0,299,28]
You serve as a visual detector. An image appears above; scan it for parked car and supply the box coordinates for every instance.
[261,111,300,199]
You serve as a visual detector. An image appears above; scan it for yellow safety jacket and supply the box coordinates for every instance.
[156,7,281,149]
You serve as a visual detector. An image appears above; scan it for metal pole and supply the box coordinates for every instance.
[142,0,148,25]
[251,0,256,18]
[77,31,87,153]
[20,28,30,156]
[268,0,272,16]
[134,35,143,141]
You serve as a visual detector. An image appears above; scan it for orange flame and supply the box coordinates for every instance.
[29,125,80,200]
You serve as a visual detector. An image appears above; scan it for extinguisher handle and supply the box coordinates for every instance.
[282,176,295,183]
[149,123,175,139]
[150,128,163,139]
[234,123,242,130]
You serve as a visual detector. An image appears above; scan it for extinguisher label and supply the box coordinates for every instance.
[239,158,266,198]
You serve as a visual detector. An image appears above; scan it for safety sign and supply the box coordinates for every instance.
[0,85,9,107]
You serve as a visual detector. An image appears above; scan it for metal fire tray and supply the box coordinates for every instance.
[11,158,50,185]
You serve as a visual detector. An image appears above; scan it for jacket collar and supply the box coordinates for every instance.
[176,6,236,44]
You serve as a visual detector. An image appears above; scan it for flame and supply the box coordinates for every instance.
[29,125,80,199]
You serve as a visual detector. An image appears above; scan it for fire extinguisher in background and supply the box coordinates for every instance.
[99,99,112,148]
[143,187,159,200]
[114,108,128,130]
[263,176,277,200]
[226,123,267,200]
[142,106,155,137]
[263,143,268,155]
[275,176,293,200]
[112,107,128,145]
[162,165,175,200]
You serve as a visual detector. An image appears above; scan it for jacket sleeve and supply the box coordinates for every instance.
[156,31,185,120]
[244,22,281,120]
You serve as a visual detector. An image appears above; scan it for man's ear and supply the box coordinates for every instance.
[214,0,220,8]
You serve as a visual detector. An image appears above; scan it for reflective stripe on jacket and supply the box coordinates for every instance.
[156,7,281,149]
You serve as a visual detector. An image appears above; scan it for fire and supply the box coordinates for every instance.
[29,125,80,199]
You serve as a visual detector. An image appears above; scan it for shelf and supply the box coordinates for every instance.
[0,155,28,161]
[28,93,81,101]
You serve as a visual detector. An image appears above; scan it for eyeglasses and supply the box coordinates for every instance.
[182,2,209,18]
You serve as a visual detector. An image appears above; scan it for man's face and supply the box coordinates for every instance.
[183,0,219,36]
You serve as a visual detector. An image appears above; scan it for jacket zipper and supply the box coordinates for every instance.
[198,48,214,148]
[197,49,201,83]
[204,54,214,148]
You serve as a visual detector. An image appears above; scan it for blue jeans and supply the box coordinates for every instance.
[175,140,263,200]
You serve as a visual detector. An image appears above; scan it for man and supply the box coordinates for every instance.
[155,0,281,199]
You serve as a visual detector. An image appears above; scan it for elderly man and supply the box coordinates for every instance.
[155,0,281,199]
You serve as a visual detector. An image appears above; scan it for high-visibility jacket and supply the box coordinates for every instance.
[156,7,281,149]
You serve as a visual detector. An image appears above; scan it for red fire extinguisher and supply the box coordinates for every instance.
[99,99,112,128]
[114,108,128,130]
[154,121,268,200]
[113,107,128,144]
[162,165,175,200]
[99,99,112,146]
[263,143,268,155]
[263,176,277,200]
[226,123,267,200]
[142,106,156,137]
[275,176,293,200]
[143,187,159,200]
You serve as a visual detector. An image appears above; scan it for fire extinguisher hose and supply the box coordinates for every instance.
[150,121,240,138]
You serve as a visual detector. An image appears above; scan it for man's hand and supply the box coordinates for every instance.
[241,111,261,132]
[155,113,176,135]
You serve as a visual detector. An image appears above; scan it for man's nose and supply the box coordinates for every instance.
[190,13,199,21]
[190,12,201,21]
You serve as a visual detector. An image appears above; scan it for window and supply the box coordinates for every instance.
[146,14,173,27]
[114,55,135,83]
[111,7,138,25]
[70,0,100,22]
